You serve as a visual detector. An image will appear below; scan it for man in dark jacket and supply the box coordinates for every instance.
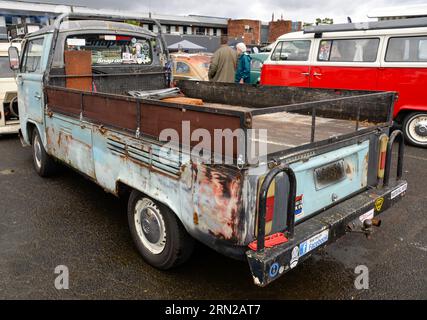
[235,42,251,84]
[208,37,237,82]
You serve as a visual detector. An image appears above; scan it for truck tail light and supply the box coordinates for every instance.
[378,134,389,179]
[266,195,274,222]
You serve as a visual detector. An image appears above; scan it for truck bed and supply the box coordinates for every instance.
[45,80,395,164]
[201,102,368,153]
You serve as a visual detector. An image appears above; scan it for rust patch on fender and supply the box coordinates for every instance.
[192,163,243,242]
[193,212,199,225]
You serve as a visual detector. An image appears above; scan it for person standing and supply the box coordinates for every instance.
[235,42,251,84]
[208,37,237,83]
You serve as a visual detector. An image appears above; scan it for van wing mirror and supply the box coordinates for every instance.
[8,46,20,71]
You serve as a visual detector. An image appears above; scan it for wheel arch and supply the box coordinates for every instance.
[24,121,46,146]
[395,106,427,124]
[115,180,186,229]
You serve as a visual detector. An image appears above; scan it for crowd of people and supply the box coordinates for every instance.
[208,37,251,84]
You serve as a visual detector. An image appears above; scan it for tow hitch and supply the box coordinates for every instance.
[347,217,382,238]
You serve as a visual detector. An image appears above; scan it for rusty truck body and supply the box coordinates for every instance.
[9,13,407,286]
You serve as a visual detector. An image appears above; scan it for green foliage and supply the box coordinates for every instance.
[315,18,334,25]
[125,20,141,26]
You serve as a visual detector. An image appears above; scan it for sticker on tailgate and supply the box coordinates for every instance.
[299,229,329,257]
[359,209,374,223]
[391,183,408,199]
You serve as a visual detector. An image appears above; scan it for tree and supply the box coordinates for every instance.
[315,18,334,25]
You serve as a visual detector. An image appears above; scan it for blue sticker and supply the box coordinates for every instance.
[269,262,280,278]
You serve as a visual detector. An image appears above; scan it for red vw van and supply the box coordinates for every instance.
[261,18,427,147]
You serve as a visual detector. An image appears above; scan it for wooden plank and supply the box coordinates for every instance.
[64,51,92,91]
[46,88,81,116]
[162,97,204,106]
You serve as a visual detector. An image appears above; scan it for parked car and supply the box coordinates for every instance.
[249,53,269,84]
[10,13,407,287]
[0,41,21,135]
[171,53,211,81]
[261,18,427,147]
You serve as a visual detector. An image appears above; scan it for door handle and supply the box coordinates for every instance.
[313,72,323,77]
[34,93,41,100]
[301,72,310,76]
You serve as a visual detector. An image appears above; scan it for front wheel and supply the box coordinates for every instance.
[402,112,427,148]
[127,191,194,269]
[32,127,57,177]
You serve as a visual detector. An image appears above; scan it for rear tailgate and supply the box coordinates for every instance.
[262,140,370,235]
[247,178,407,286]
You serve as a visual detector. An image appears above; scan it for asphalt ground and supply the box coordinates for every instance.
[0,134,426,299]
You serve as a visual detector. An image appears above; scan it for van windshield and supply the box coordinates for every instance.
[65,34,153,66]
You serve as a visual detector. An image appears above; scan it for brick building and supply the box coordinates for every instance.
[268,20,302,43]
[227,19,262,45]
[227,18,302,46]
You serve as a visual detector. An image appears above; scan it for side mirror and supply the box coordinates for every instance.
[8,46,20,71]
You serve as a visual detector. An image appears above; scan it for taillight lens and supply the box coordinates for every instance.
[378,134,389,179]
[266,195,275,222]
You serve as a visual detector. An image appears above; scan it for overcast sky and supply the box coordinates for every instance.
[24,0,426,23]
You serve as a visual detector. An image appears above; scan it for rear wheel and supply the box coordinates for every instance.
[127,190,194,269]
[402,112,427,147]
[32,127,56,177]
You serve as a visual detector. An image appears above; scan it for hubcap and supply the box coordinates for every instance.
[407,115,427,144]
[414,120,427,137]
[134,199,166,255]
[34,135,42,169]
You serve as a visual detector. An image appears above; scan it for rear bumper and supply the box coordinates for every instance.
[246,180,408,287]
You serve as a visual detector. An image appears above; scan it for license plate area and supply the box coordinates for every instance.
[314,159,346,190]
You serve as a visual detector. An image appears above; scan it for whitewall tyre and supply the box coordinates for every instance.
[403,112,427,148]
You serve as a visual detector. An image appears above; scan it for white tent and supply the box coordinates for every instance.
[168,40,207,51]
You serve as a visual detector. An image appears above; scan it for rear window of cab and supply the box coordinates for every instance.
[65,34,153,66]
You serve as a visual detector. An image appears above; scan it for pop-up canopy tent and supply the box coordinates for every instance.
[168,40,207,52]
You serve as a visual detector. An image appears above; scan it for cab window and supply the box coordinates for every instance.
[21,37,44,73]
[318,38,379,62]
[385,36,427,62]
[65,34,153,65]
[271,40,311,61]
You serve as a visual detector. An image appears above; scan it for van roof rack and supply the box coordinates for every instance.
[303,17,427,34]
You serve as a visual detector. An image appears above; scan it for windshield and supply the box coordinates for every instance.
[0,56,14,78]
[65,34,153,66]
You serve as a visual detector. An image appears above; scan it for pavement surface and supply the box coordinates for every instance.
[0,134,426,299]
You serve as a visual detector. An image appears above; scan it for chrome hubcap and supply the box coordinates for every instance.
[134,199,166,255]
[414,120,427,137]
[408,115,427,144]
[34,136,42,169]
